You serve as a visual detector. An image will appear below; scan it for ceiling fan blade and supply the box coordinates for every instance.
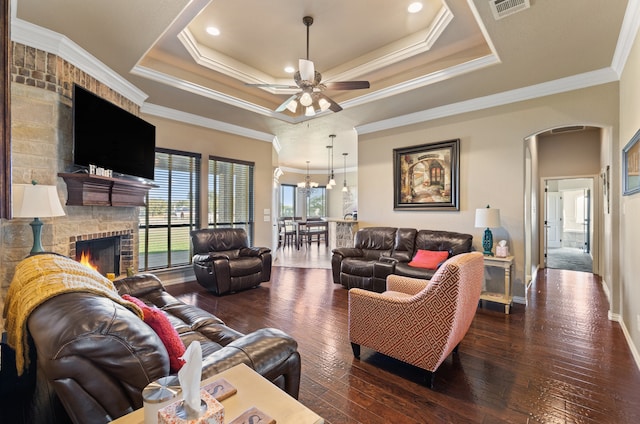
[318,93,342,112]
[246,83,298,89]
[299,59,315,82]
[323,81,370,90]
[275,94,299,113]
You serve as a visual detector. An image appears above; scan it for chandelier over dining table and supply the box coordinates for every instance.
[298,160,318,195]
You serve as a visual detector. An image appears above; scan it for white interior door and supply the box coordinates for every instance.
[546,191,562,249]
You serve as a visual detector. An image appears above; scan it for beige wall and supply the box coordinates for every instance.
[358,83,619,300]
[538,129,602,177]
[619,21,640,361]
[143,115,275,247]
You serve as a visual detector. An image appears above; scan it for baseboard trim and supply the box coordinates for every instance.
[610,311,640,371]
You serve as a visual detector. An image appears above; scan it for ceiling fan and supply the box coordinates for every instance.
[249,16,370,117]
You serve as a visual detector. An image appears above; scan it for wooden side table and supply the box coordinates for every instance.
[479,255,514,314]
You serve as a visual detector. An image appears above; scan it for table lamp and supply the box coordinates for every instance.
[13,182,65,255]
[475,205,500,256]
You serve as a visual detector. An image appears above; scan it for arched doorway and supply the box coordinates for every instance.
[524,125,606,287]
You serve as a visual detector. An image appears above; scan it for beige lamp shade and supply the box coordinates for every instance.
[13,184,65,218]
[475,207,500,228]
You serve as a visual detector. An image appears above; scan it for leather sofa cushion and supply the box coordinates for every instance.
[342,258,377,277]
[228,257,263,276]
[394,262,438,280]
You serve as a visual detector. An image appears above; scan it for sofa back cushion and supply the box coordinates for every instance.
[414,230,473,257]
[391,228,417,262]
[354,227,397,259]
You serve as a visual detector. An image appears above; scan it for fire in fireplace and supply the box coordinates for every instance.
[75,236,121,276]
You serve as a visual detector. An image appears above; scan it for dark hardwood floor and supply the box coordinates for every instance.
[166,265,640,423]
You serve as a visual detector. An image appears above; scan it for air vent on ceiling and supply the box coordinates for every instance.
[551,126,586,134]
[489,0,531,20]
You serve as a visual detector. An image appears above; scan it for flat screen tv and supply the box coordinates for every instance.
[72,84,156,181]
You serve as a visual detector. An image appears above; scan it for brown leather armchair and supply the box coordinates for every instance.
[191,228,272,295]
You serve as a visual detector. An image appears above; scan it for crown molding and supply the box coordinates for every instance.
[11,18,148,105]
[141,103,275,143]
[356,67,619,135]
[130,65,299,123]
[343,53,500,109]
[611,0,640,76]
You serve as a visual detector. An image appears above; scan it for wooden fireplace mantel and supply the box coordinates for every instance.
[58,173,157,207]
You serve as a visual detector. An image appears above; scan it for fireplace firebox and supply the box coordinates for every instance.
[75,236,121,276]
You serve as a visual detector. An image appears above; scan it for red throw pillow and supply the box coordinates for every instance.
[408,249,449,270]
[122,294,186,372]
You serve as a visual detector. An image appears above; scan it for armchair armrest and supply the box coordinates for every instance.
[378,256,398,264]
[386,274,430,296]
[332,247,363,258]
[239,246,270,257]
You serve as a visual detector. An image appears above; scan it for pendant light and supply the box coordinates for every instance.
[342,153,348,192]
[326,145,333,190]
[328,134,337,187]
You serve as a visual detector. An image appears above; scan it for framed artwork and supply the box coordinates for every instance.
[623,129,640,196]
[393,139,460,210]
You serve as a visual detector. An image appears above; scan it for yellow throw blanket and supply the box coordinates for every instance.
[2,253,143,375]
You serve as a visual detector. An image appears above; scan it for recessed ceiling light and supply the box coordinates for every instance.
[284,66,295,73]
[408,2,423,13]
[206,26,220,36]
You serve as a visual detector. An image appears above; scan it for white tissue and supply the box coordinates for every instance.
[498,240,507,247]
[178,341,203,419]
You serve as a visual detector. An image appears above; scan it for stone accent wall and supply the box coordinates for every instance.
[0,43,142,332]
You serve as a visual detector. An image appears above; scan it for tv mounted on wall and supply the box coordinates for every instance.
[72,84,156,181]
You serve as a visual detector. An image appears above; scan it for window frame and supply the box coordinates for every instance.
[139,148,201,271]
[208,155,255,243]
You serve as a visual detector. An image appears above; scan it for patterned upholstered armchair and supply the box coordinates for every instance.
[348,252,484,387]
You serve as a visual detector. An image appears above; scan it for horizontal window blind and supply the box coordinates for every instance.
[139,148,200,270]
[208,156,254,244]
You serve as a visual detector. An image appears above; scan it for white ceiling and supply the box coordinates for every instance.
[14,0,633,172]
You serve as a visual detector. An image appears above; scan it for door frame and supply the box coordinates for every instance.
[540,175,600,274]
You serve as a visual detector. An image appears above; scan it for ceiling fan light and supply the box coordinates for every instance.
[286,99,298,113]
[318,97,331,111]
[305,106,315,116]
[300,92,313,107]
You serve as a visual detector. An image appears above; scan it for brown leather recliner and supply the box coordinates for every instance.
[24,272,300,424]
[191,228,272,295]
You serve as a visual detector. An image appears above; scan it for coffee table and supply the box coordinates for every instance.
[112,363,323,424]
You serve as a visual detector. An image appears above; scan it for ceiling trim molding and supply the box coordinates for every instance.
[178,28,290,90]
[611,0,640,77]
[342,53,500,109]
[323,5,454,82]
[176,4,453,88]
[130,64,297,123]
[141,103,275,143]
[356,67,619,135]
[10,18,148,105]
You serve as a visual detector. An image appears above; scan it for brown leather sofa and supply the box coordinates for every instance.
[191,228,272,295]
[24,272,300,424]
[332,227,473,292]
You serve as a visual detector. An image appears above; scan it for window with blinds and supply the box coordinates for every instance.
[139,148,201,270]
[208,156,255,243]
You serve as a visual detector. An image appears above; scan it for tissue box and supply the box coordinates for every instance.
[496,246,509,257]
[159,389,224,424]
